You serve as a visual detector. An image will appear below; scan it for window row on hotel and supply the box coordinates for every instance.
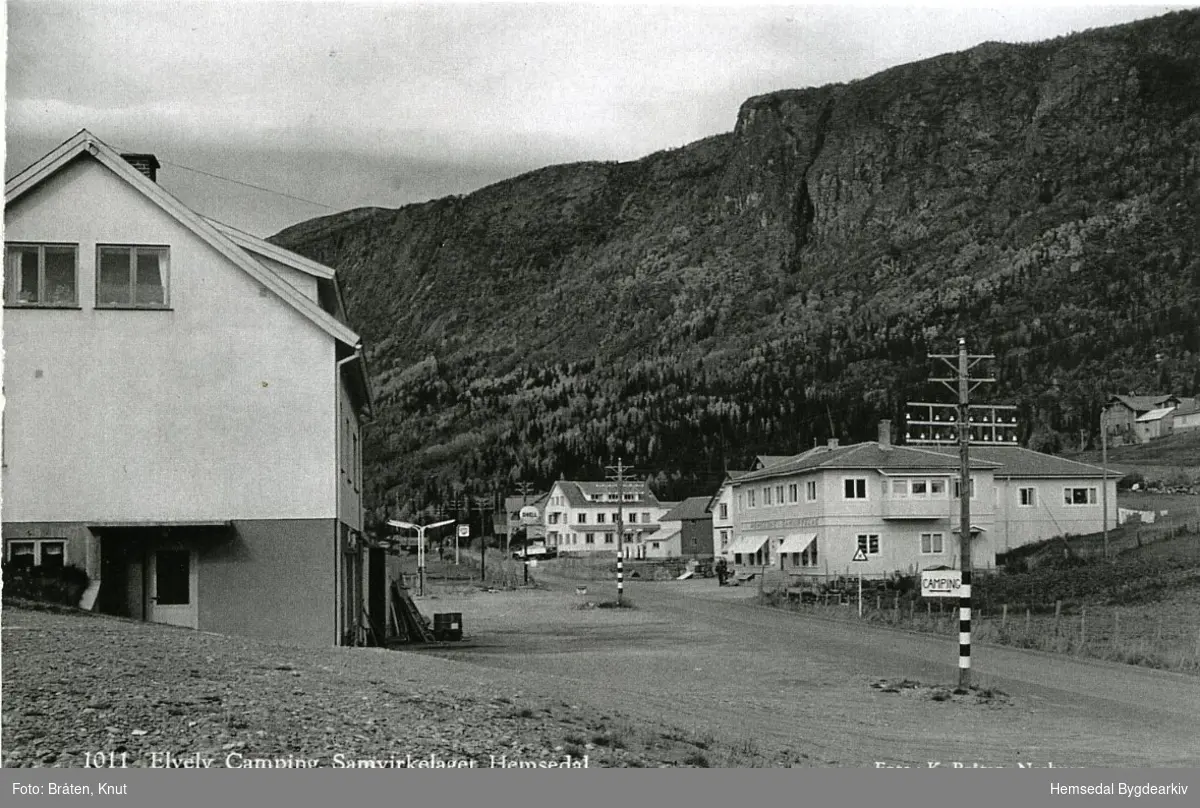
[5,242,169,308]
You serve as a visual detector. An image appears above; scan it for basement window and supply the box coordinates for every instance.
[5,243,78,306]
[5,539,66,568]
[97,245,169,308]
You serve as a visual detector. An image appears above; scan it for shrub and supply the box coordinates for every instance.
[2,563,90,606]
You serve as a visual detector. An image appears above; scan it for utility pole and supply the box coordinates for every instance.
[605,458,631,605]
[1102,418,1109,561]
[927,337,997,691]
[515,481,535,585]
[466,495,491,581]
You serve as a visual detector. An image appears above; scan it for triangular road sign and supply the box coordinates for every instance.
[852,548,868,562]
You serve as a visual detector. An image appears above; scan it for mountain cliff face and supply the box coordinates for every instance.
[273,11,1200,521]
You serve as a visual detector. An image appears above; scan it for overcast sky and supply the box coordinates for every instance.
[5,1,1189,236]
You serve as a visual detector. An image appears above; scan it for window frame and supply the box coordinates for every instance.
[1064,487,1098,506]
[953,478,977,499]
[5,538,68,568]
[806,480,818,501]
[855,533,881,555]
[843,478,868,500]
[719,503,728,520]
[95,244,171,309]
[1019,487,1037,507]
[4,242,80,307]
[920,532,944,554]
[788,483,798,503]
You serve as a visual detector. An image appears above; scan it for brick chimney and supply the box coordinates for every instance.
[120,153,160,182]
[827,438,839,450]
[878,419,892,447]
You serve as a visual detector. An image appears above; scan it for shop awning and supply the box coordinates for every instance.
[727,535,768,555]
[776,533,817,554]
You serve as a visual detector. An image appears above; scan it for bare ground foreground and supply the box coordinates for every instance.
[416,575,1200,768]
[4,575,1199,768]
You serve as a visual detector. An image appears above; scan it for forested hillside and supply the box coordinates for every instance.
[273,10,1200,526]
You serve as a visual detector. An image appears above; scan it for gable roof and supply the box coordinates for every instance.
[1174,398,1200,417]
[1136,407,1176,423]
[5,129,360,349]
[738,442,999,483]
[659,496,714,522]
[552,480,659,508]
[1107,394,1180,413]
[928,446,1109,478]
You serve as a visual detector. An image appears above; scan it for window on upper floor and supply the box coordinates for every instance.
[5,243,78,306]
[628,513,637,523]
[806,481,818,501]
[577,513,587,524]
[748,489,757,508]
[719,503,728,519]
[624,493,636,501]
[763,486,772,506]
[788,484,798,503]
[97,245,169,308]
[596,513,606,523]
[843,478,868,499]
[1019,487,1037,507]
[775,485,785,504]
[641,512,650,522]
[953,478,977,499]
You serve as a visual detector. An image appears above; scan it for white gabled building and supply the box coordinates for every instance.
[542,480,667,555]
[2,130,374,646]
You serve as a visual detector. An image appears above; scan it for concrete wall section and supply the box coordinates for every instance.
[198,519,336,647]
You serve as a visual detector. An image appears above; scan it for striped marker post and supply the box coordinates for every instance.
[958,570,971,683]
[617,555,624,604]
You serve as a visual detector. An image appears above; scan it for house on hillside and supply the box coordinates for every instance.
[2,130,374,647]
[1173,398,1200,434]
[541,480,666,555]
[1135,407,1176,443]
[727,422,1000,578]
[1101,394,1181,445]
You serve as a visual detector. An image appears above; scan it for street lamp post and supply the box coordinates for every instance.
[387,518,455,597]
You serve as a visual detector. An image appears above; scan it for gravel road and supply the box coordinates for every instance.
[0,601,801,768]
[417,576,1200,768]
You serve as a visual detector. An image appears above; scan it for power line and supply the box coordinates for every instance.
[158,158,336,210]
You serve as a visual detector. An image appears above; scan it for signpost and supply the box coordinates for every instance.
[456,523,470,565]
[921,569,963,598]
[852,547,868,617]
[519,505,540,585]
